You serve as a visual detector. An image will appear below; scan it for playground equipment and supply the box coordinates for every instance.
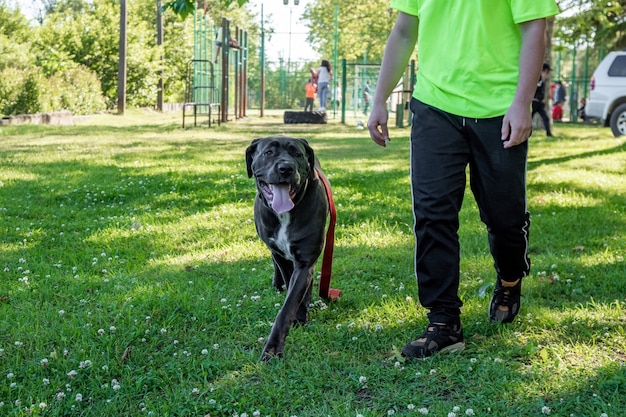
[182,9,248,128]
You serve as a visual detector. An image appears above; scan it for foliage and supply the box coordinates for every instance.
[555,0,626,51]
[303,0,396,63]
[0,68,41,115]
[40,66,107,115]
[0,2,35,70]
[0,114,624,416]
[0,65,106,116]
[161,0,250,21]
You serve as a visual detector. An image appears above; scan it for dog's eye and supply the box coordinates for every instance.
[263,150,274,156]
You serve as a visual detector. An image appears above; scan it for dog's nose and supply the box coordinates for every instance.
[277,162,294,176]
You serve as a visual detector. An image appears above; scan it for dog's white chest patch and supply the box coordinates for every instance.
[271,213,294,261]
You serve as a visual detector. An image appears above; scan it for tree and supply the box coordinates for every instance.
[0,2,35,70]
[303,0,395,62]
[555,0,626,52]
[161,0,249,20]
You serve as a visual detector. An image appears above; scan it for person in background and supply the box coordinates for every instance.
[363,82,371,116]
[315,59,332,112]
[551,80,566,122]
[578,97,588,122]
[304,78,316,112]
[532,63,554,136]
[367,0,559,358]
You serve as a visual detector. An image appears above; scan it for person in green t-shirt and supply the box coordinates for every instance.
[367,0,560,359]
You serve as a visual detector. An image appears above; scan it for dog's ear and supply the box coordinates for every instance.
[298,138,316,174]
[246,139,261,178]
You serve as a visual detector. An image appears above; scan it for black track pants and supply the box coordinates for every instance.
[409,99,531,324]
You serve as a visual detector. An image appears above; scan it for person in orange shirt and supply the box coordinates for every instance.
[304,78,316,112]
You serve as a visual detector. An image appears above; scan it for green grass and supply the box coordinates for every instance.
[0,110,625,416]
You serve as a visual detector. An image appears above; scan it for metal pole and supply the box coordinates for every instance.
[332,4,338,118]
[260,3,265,117]
[156,0,164,112]
[117,0,127,115]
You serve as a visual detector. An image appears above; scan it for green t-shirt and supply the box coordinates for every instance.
[390,0,560,118]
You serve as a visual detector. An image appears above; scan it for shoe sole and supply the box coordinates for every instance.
[401,341,465,358]
[439,341,465,354]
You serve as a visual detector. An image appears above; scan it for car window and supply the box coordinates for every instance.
[608,55,626,77]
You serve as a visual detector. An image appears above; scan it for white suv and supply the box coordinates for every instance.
[585,50,626,137]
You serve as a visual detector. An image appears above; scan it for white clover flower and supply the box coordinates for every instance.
[192,388,200,395]
[39,403,47,409]
[418,407,429,415]
[465,409,475,416]
[160,328,167,335]
[541,406,551,415]
[67,370,78,379]
[43,378,50,385]
[453,407,460,412]
[208,399,216,405]
[387,410,395,416]
[429,369,437,375]
[213,343,220,350]
[75,394,83,402]
[109,326,116,333]
[6,373,14,379]
[359,376,367,384]
[201,349,209,355]
[98,328,105,336]
[79,360,92,369]
[407,404,415,410]
[448,413,456,417]
[56,392,66,401]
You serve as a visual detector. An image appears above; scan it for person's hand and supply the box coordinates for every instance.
[367,104,391,147]
[501,101,532,149]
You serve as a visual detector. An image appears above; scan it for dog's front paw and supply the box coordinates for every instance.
[260,346,284,362]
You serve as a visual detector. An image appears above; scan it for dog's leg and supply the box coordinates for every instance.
[271,254,293,292]
[294,279,313,326]
[261,265,314,362]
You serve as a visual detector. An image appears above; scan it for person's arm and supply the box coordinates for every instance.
[501,18,546,149]
[367,12,418,147]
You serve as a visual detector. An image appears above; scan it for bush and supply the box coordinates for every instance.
[41,66,107,115]
[0,66,106,116]
[0,68,41,115]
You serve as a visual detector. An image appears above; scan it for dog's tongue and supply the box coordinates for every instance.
[271,184,294,214]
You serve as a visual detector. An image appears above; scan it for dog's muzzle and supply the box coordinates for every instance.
[259,181,296,214]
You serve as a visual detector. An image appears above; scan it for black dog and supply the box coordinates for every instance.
[246,136,329,361]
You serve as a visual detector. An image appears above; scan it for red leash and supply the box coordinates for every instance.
[316,169,341,301]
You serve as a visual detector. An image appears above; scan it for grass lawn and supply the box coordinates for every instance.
[0,110,625,416]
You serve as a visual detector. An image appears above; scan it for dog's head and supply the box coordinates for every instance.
[246,136,317,214]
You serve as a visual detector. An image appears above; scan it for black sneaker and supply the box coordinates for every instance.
[489,278,522,323]
[401,322,465,358]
